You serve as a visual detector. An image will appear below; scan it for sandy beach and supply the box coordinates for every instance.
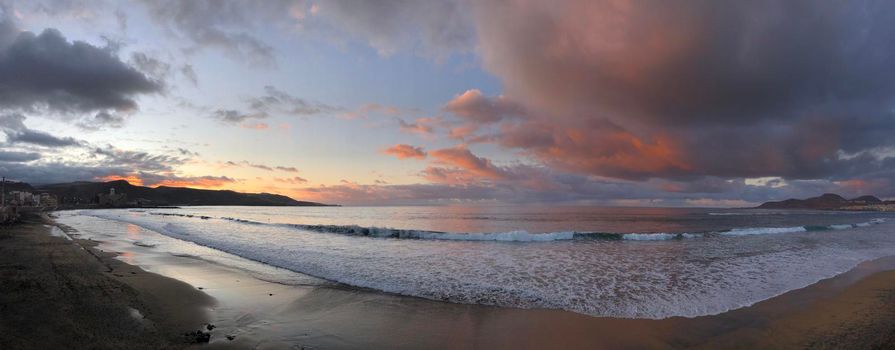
[0,214,214,349]
[1,212,894,349]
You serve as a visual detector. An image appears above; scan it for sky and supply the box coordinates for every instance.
[1,0,895,206]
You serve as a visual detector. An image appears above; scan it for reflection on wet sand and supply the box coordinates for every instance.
[58,212,895,349]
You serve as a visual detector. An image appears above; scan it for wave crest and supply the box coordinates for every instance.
[146,212,886,242]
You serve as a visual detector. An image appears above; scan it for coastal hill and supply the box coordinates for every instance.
[32,180,332,207]
[756,193,892,210]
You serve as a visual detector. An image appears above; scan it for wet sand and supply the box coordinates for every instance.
[0,215,214,349]
[5,213,895,349]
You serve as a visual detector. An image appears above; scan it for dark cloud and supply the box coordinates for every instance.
[248,163,273,171]
[10,0,107,20]
[0,150,40,162]
[180,64,198,86]
[0,161,130,184]
[212,109,268,124]
[130,51,172,80]
[0,15,161,115]
[91,145,185,172]
[0,159,234,188]
[248,86,340,116]
[224,160,299,172]
[275,166,299,173]
[317,0,475,59]
[76,111,127,130]
[138,0,305,66]
[462,0,895,189]
[0,141,212,186]
[213,86,339,124]
[6,129,81,147]
[0,113,82,147]
[176,148,199,157]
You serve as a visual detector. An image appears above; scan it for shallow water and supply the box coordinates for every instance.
[57,206,895,319]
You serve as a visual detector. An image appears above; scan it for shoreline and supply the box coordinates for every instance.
[5,213,895,348]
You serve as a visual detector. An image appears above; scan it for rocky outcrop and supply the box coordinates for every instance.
[28,180,333,207]
[757,193,887,210]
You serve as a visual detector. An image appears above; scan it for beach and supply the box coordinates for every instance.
[0,214,214,349]
[1,212,895,349]
[3,1,894,348]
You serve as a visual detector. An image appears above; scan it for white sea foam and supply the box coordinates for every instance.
[621,233,693,240]
[417,230,576,241]
[719,219,886,236]
[70,209,895,320]
[830,224,855,230]
[709,212,786,216]
[46,225,72,240]
[721,226,808,236]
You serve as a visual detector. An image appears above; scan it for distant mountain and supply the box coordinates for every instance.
[32,180,333,207]
[1,181,35,193]
[756,193,883,210]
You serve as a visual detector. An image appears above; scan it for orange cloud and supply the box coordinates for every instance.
[342,103,406,119]
[444,89,521,124]
[274,176,309,184]
[428,145,507,180]
[383,144,427,160]
[98,173,235,189]
[241,122,270,130]
[497,118,692,180]
[153,178,233,188]
[398,117,441,135]
[98,174,145,186]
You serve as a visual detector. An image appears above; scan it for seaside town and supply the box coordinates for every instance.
[5,2,895,348]
[0,177,126,223]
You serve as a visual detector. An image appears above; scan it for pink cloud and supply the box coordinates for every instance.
[426,145,508,182]
[443,89,522,124]
[241,122,269,130]
[342,103,409,119]
[398,117,443,136]
[383,144,427,160]
[275,176,309,184]
[463,0,895,184]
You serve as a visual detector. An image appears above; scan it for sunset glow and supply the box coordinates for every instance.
[1,1,894,206]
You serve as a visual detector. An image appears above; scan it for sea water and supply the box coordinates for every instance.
[55,206,895,319]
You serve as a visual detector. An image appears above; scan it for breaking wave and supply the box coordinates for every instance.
[143,212,886,242]
[72,209,895,319]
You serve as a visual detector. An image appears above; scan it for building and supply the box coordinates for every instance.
[39,193,58,207]
[2,190,58,207]
[8,191,32,206]
[96,188,127,207]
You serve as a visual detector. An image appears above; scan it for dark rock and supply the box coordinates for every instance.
[852,195,882,203]
[29,179,334,207]
[184,330,211,343]
[756,193,881,210]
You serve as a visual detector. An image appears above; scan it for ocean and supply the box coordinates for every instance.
[56,206,895,319]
